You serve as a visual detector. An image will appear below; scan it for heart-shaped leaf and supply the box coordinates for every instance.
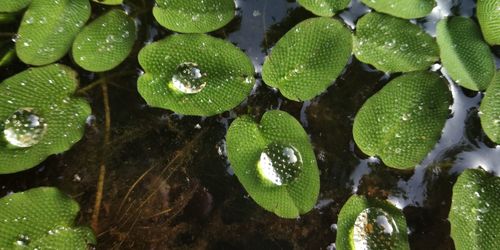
[0,0,31,13]
[0,187,96,249]
[0,64,91,174]
[361,0,435,19]
[353,71,451,169]
[92,0,122,5]
[437,16,496,91]
[262,17,352,101]
[477,0,500,46]
[480,71,500,144]
[353,12,439,73]
[16,0,91,66]
[72,9,136,72]
[297,0,350,17]
[226,110,319,218]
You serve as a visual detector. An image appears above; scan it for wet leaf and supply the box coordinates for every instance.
[437,16,496,91]
[480,71,500,144]
[226,110,319,218]
[16,0,91,66]
[153,0,235,33]
[336,195,409,250]
[353,71,451,169]
[72,9,136,72]
[297,0,350,17]
[361,0,435,19]
[0,187,96,249]
[0,0,31,13]
[0,64,91,174]
[449,168,500,250]
[92,0,122,5]
[138,34,254,116]
[353,12,439,73]
[477,0,500,46]
[262,17,352,101]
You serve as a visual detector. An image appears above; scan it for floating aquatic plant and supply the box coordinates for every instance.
[477,0,500,46]
[262,17,352,101]
[0,187,96,249]
[92,0,122,5]
[0,0,32,13]
[360,0,435,19]
[336,195,409,250]
[226,110,319,218]
[296,0,350,17]
[480,71,500,144]
[0,64,91,174]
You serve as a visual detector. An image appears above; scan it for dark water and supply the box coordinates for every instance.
[1,0,499,249]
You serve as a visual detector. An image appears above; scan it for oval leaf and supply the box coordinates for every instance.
[477,0,500,46]
[226,110,319,218]
[353,12,439,73]
[480,71,500,143]
[437,16,496,91]
[353,71,451,169]
[297,0,350,17]
[262,17,352,101]
[16,0,91,66]
[449,168,500,250]
[92,0,122,5]
[72,9,136,72]
[153,0,235,33]
[361,0,435,19]
[0,187,96,249]
[0,0,31,13]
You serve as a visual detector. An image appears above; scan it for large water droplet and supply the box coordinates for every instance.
[3,108,48,148]
[353,208,399,250]
[257,143,303,186]
[15,234,30,246]
[171,62,206,94]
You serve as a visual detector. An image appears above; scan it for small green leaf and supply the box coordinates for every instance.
[477,0,500,46]
[0,187,96,249]
[262,17,352,101]
[16,0,91,66]
[480,71,500,144]
[437,16,496,91]
[92,0,122,5]
[353,71,451,169]
[72,9,136,72]
[226,110,319,218]
[449,168,500,250]
[0,64,91,174]
[0,40,16,67]
[361,0,435,19]
[153,0,235,33]
[0,0,31,13]
[336,195,409,250]
[353,12,439,73]
[297,0,350,17]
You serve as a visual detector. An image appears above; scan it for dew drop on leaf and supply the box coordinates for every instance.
[257,143,303,186]
[171,62,206,94]
[3,108,48,148]
[353,208,399,250]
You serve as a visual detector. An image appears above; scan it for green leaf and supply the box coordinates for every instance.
[0,40,16,67]
[226,110,319,218]
[477,0,500,46]
[353,12,439,73]
[153,0,235,33]
[137,34,254,116]
[16,0,91,66]
[480,71,500,144]
[0,187,96,249]
[72,9,136,72]
[449,168,500,250]
[262,17,352,101]
[353,71,451,169]
[0,0,31,13]
[0,13,17,24]
[336,195,409,250]
[297,0,350,17]
[437,16,496,91]
[0,64,91,174]
[361,0,435,19]
[92,0,122,5]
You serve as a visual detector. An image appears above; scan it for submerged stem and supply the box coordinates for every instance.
[76,70,136,94]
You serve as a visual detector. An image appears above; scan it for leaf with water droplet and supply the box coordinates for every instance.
[153,0,235,33]
[0,187,96,249]
[480,71,500,144]
[0,64,91,174]
[361,0,435,19]
[353,12,439,73]
[297,0,350,17]
[72,9,136,72]
[262,17,352,101]
[437,16,496,91]
[353,71,451,169]
[477,0,500,46]
[449,168,500,250]
[138,34,255,116]
[0,0,31,13]
[15,0,91,66]
[336,195,409,250]
[226,110,319,218]
[92,0,122,5]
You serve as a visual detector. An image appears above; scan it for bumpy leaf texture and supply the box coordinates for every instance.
[480,71,500,144]
[92,0,122,5]
[477,0,500,46]
[361,0,435,19]
[0,0,32,13]
[297,0,350,17]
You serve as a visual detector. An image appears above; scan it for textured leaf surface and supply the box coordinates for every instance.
[0,0,31,12]
[437,17,496,91]
[226,110,319,218]
[449,168,500,250]
[477,0,500,45]
[361,0,435,19]
[353,12,439,73]
[92,0,122,5]
[0,64,91,174]
[297,0,350,17]
[0,187,96,249]
[353,71,451,169]
[72,9,136,72]
[480,71,500,143]
[16,0,91,66]
[153,0,235,33]
[336,195,409,250]
[262,17,352,101]
[138,34,254,116]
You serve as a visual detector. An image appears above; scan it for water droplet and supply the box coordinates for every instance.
[353,208,399,249]
[15,234,30,246]
[256,143,303,186]
[171,62,206,94]
[3,108,48,148]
